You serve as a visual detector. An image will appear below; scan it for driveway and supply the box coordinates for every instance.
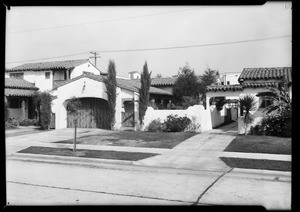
[134,122,238,171]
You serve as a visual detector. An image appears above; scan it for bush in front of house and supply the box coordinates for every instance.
[145,115,192,132]
[5,118,19,129]
[33,91,53,130]
[184,116,201,132]
[163,115,191,132]
[249,111,291,137]
[145,118,165,132]
[19,119,38,126]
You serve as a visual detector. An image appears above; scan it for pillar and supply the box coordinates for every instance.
[206,96,210,110]
[133,92,140,131]
[113,87,122,130]
[21,100,26,120]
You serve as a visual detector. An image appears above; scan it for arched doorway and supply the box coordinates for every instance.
[66,97,110,129]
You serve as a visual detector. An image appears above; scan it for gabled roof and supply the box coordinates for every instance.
[5,78,39,97]
[238,67,292,83]
[6,59,90,72]
[53,72,173,96]
[5,78,39,90]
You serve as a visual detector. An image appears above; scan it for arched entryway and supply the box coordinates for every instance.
[66,97,110,129]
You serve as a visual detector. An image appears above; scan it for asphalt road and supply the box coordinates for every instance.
[6,159,291,209]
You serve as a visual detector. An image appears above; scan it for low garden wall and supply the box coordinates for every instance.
[142,105,212,132]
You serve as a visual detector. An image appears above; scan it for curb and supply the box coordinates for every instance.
[11,152,133,166]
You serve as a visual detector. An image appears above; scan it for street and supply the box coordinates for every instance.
[6,158,291,209]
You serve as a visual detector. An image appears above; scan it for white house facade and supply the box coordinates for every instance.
[206,67,292,132]
[5,59,101,92]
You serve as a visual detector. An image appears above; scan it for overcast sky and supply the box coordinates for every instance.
[6,2,292,78]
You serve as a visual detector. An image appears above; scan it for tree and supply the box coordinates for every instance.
[66,97,83,151]
[172,63,201,104]
[104,60,117,130]
[139,61,152,126]
[199,68,220,107]
[239,94,257,135]
[33,91,53,130]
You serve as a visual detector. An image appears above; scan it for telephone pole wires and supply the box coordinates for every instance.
[89,51,101,68]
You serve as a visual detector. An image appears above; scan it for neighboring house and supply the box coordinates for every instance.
[5,78,39,121]
[206,67,292,126]
[128,71,141,79]
[218,72,240,85]
[50,72,172,130]
[5,59,102,91]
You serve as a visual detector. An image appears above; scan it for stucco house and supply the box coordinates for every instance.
[50,72,172,130]
[5,78,39,121]
[5,59,102,92]
[205,67,292,130]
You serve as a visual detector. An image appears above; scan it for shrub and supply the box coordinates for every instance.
[250,111,291,137]
[163,115,191,132]
[5,118,19,129]
[19,119,38,126]
[34,92,53,130]
[145,118,165,132]
[184,116,201,132]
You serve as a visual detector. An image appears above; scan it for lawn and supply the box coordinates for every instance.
[224,135,291,155]
[55,131,197,149]
[220,157,291,172]
[18,146,158,161]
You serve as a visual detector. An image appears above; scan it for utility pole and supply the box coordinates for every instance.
[89,51,101,68]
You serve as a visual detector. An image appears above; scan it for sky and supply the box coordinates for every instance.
[5,2,292,78]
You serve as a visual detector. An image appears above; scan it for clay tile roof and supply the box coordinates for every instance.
[238,67,292,83]
[5,88,38,97]
[7,59,90,72]
[5,78,39,97]
[53,72,173,96]
[5,78,39,90]
[150,77,178,86]
[206,84,243,92]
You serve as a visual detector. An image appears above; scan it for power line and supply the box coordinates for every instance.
[6,8,202,35]
[6,35,291,64]
[98,35,291,53]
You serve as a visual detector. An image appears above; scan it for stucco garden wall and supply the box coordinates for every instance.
[142,105,212,132]
[210,105,226,128]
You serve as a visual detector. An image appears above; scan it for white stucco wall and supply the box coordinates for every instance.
[210,105,225,128]
[21,70,53,92]
[51,77,108,129]
[70,62,101,78]
[51,77,136,130]
[142,105,212,132]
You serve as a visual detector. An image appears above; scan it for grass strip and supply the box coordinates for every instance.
[18,146,158,161]
[220,157,291,172]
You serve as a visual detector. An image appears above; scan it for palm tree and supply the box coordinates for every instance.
[239,94,257,135]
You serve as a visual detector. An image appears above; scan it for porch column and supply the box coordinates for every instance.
[21,100,26,120]
[133,92,140,131]
[114,87,122,130]
[206,96,210,110]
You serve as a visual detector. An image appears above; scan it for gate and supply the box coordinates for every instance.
[67,98,110,129]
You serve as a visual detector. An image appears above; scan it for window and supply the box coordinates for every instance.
[10,73,24,79]
[53,71,66,80]
[227,81,230,85]
[45,72,51,79]
[221,82,224,85]
[259,98,273,108]
[8,98,21,108]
